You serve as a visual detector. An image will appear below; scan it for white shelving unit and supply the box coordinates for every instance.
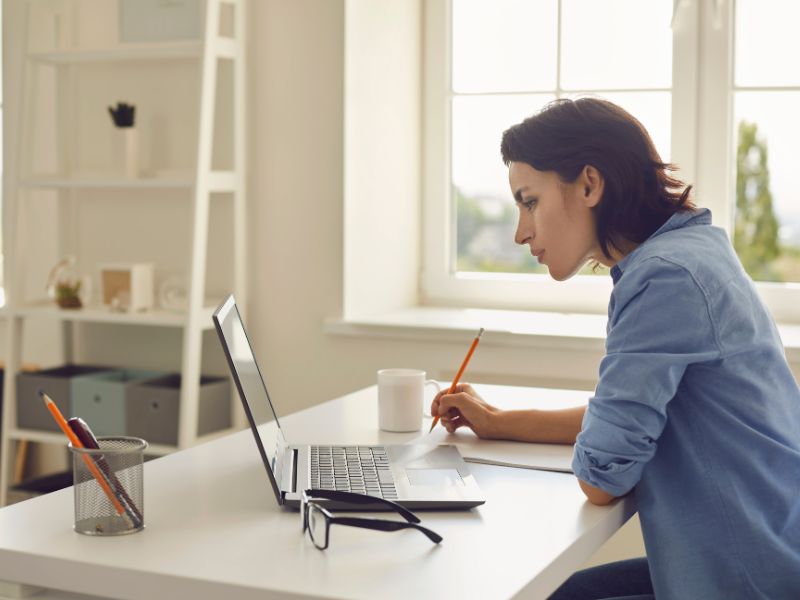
[0,0,247,505]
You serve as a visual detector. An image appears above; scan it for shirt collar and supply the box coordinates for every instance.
[609,208,711,283]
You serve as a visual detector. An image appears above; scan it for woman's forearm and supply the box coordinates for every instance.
[489,405,586,444]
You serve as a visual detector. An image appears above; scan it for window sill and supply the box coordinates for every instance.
[325,306,800,364]
[325,307,607,353]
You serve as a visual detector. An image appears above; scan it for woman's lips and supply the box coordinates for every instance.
[533,249,545,263]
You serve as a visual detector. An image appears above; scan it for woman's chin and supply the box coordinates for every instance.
[548,264,581,282]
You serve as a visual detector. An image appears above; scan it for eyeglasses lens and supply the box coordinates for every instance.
[307,503,328,549]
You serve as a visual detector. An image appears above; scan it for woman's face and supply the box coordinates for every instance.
[509,161,610,281]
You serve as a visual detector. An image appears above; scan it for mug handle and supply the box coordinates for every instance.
[423,380,441,419]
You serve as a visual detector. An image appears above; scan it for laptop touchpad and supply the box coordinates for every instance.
[406,468,464,486]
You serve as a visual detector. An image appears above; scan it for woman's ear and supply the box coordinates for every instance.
[581,165,604,208]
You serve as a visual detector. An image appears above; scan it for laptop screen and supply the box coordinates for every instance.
[214,296,287,496]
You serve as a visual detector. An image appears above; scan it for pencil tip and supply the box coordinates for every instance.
[38,390,50,403]
[477,327,485,338]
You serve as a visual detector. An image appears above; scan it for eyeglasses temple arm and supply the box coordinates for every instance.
[330,516,443,544]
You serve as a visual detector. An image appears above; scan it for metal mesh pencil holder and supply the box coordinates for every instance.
[69,436,147,536]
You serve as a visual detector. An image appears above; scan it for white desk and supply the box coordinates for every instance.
[0,384,635,600]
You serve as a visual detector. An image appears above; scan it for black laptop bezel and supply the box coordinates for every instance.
[213,295,287,506]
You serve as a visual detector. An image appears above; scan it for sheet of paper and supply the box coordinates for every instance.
[415,383,590,473]
[421,426,574,473]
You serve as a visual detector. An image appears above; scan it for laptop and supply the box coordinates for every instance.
[213,295,485,510]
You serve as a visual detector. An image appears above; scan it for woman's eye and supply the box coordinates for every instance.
[522,198,537,210]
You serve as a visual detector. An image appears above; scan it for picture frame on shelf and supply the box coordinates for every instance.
[99,263,154,313]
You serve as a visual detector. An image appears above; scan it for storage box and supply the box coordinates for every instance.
[16,365,113,431]
[126,374,231,445]
[8,471,73,506]
[72,370,164,437]
[99,263,154,312]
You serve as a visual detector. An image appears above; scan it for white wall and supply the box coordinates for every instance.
[343,0,421,318]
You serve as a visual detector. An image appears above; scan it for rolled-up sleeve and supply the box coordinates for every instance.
[572,258,722,497]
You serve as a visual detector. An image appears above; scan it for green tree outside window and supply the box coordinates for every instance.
[734,121,781,281]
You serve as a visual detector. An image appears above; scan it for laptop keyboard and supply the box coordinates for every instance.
[310,446,398,500]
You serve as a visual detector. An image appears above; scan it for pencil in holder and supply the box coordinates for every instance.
[69,436,147,536]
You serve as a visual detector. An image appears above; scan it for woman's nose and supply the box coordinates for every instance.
[514,218,530,246]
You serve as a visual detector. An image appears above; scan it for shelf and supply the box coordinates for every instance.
[216,38,236,59]
[6,428,241,456]
[207,171,237,192]
[28,42,202,64]
[22,176,193,190]
[7,429,177,457]
[22,171,235,192]
[12,302,218,329]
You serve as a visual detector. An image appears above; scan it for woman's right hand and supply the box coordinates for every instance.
[430,383,501,439]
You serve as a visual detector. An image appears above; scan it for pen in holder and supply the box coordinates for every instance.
[69,436,147,536]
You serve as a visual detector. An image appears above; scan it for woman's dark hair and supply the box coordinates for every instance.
[500,97,695,259]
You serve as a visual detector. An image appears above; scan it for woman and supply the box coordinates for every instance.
[431,98,800,599]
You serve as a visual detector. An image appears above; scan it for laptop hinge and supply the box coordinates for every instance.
[281,447,300,494]
[292,448,299,493]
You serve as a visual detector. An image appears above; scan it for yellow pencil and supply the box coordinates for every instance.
[429,328,484,433]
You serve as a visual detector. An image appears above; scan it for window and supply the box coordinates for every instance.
[732,0,800,284]
[0,0,4,307]
[423,0,800,321]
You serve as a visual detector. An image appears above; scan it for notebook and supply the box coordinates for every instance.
[213,295,485,510]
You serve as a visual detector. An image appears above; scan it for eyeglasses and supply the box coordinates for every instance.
[301,489,443,550]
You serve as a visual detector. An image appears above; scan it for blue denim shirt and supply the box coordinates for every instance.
[572,209,800,599]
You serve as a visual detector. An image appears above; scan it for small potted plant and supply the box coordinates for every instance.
[46,257,85,310]
[55,279,83,309]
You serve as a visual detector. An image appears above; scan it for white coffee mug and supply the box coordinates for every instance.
[377,369,441,432]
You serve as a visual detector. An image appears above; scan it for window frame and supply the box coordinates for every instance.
[421,0,800,323]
